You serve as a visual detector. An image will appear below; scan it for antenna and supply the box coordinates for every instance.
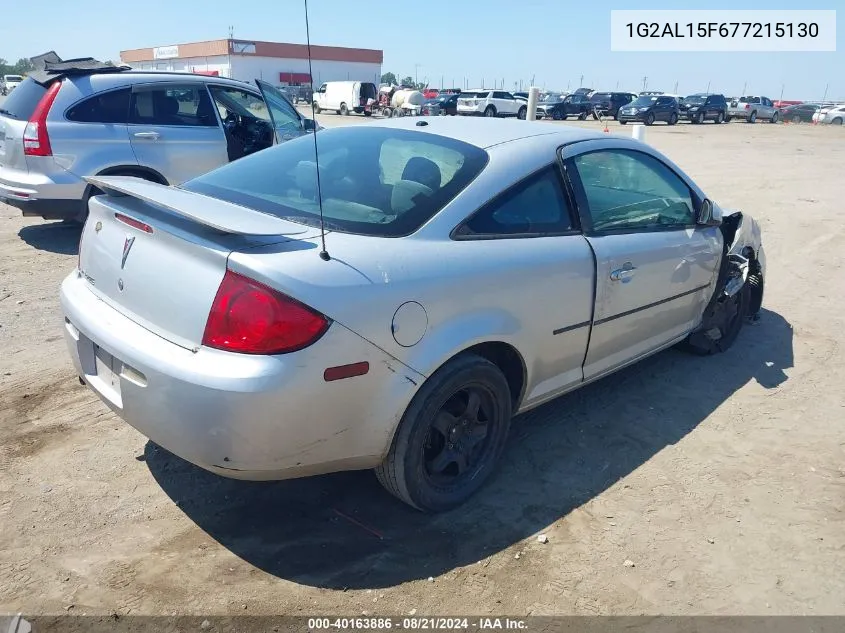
[303,0,330,261]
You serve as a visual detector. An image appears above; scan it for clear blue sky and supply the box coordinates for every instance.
[0,0,840,100]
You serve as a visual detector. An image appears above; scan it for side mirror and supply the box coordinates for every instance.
[303,118,316,132]
[697,198,722,226]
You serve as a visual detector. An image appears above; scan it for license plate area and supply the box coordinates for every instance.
[90,342,123,407]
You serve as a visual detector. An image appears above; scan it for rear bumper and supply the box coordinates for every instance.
[60,271,424,480]
[0,164,86,218]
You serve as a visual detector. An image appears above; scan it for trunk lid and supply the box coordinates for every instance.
[78,176,318,350]
[0,78,51,172]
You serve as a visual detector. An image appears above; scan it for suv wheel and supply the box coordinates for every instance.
[668,112,678,125]
[748,110,757,123]
[715,111,724,124]
[339,103,349,116]
[484,105,496,117]
[517,105,527,120]
[645,112,655,126]
[553,110,563,121]
[578,111,587,121]
[695,112,705,124]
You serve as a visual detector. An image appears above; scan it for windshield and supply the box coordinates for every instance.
[0,78,48,120]
[629,96,657,107]
[181,127,489,238]
[684,95,706,105]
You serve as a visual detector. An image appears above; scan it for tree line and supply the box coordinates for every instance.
[380,72,427,90]
[0,57,35,77]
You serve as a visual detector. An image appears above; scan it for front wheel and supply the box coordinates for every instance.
[645,113,655,126]
[832,117,843,126]
[484,105,496,118]
[695,112,705,124]
[715,112,724,124]
[725,115,732,122]
[553,110,563,121]
[375,354,513,512]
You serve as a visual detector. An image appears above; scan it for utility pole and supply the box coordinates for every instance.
[642,76,648,91]
[580,74,584,87]
[706,80,711,93]
[674,80,678,94]
[780,84,785,101]
[822,83,829,102]
[616,80,619,89]
[414,64,421,86]
[741,81,746,96]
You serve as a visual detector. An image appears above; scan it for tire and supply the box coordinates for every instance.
[770,111,779,124]
[552,110,563,121]
[619,119,628,125]
[791,114,801,124]
[314,105,321,115]
[484,105,496,118]
[746,269,764,317]
[517,105,527,120]
[668,113,678,126]
[715,111,724,124]
[364,111,372,117]
[578,111,588,121]
[645,113,655,126]
[375,354,513,512]
[725,116,732,122]
[339,103,349,116]
[695,112,705,125]
[748,110,757,123]
[833,117,843,126]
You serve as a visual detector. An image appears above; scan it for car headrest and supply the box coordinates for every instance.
[401,157,441,191]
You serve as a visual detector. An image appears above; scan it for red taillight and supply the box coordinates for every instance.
[23,80,61,157]
[202,270,330,355]
[115,213,154,234]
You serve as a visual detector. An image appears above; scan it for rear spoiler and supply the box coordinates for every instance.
[85,176,309,236]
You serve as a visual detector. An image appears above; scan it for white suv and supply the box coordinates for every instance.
[457,89,527,119]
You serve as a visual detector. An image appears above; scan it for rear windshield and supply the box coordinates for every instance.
[739,96,761,104]
[590,93,612,102]
[460,92,488,99]
[0,78,48,120]
[4,75,24,82]
[181,126,489,237]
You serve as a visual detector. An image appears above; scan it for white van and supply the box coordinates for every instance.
[2,74,24,95]
[314,81,378,116]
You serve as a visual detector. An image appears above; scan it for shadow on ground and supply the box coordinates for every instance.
[146,308,793,590]
[18,222,81,255]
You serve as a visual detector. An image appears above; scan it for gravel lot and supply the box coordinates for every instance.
[1,111,844,617]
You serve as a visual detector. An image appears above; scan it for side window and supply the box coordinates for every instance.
[67,88,130,123]
[257,83,302,134]
[572,150,695,233]
[208,86,271,124]
[458,167,573,237]
[130,85,217,127]
[762,97,772,107]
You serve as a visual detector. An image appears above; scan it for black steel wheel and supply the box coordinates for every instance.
[375,354,512,512]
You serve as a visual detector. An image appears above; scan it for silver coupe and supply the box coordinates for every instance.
[61,117,766,512]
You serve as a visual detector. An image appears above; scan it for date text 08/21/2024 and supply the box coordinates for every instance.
[625,22,819,39]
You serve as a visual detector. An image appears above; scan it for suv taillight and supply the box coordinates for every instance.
[202,270,330,355]
[23,80,61,157]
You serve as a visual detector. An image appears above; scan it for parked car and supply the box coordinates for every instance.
[589,92,638,120]
[432,93,459,116]
[2,74,24,95]
[680,93,728,124]
[457,89,527,119]
[314,81,378,116]
[812,104,845,125]
[617,94,679,125]
[0,59,313,222]
[773,100,802,109]
[535,92,565,119]
[62,117,766,512]
[726,96,779,123]
[421,98,441,116]
[778,103,821,124]
[539,93,591,121]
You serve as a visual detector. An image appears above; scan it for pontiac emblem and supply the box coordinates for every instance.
[121,236,136,269]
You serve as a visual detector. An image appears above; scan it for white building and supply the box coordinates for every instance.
[120,38,383,87]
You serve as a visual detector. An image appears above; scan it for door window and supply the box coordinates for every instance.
[255,80,303,136]
[130,85,218,127]
[456,166,573,237]
[208,86,271,123]
[67,88,131,123]
[571,150,696,233]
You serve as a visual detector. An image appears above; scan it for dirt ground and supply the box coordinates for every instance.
[1,115,844,618]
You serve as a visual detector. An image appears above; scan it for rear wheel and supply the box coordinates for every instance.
[668,112,678,126]
[833,117,843,125]
[484,105,496,118]
[578,111,587,121]
[715,111,724,124]
[313,104,321,115]
[619,119,628,125]
[791,114,801,124]
[725,115,732,123]
[517,105,527,120]
[375,354,512,512]
[695,112,705,124]
[339,103,349,116]
[748,110,757,123]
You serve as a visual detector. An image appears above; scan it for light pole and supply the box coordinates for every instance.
[642,76,648,91]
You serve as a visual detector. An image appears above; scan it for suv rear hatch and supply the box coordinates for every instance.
[0,77,50,173]
[77,176,321,350]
